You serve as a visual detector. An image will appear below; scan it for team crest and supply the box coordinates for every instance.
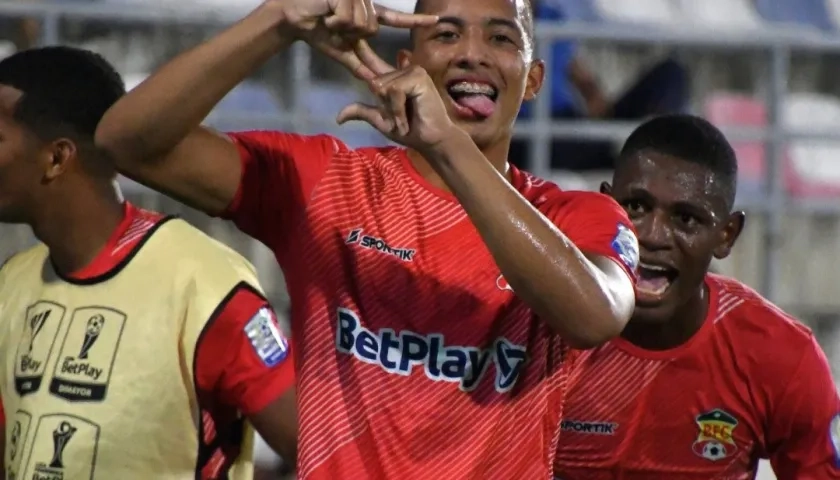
[692,408,738,461]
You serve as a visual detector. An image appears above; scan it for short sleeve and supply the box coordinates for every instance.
[541,191,639,280]
[222,131,344,250]
[766,335,840,479]
[194,283,295,416]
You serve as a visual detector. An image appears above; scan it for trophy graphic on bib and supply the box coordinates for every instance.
[50,421,77,469]
[27,309,50,353]
[79,314,104,360]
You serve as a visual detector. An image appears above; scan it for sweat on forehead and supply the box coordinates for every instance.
[616,114,738,210]
[616,149,735,214]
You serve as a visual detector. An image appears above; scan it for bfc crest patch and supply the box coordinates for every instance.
[692,409,739,462]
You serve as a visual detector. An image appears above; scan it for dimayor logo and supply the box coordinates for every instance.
[50,307,127,402]
[346,228,416,262]
[692,408,739,462]
[611,223,640,272]
[336,308,527,393]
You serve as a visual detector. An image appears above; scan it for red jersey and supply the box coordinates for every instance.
[223,131,638,479]
[554,274,840,480]
[0,203,294,478]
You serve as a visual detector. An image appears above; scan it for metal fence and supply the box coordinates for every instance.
[1,1,839,303]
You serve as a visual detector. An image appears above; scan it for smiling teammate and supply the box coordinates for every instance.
[94,0,638,477]
[554,114,840,480]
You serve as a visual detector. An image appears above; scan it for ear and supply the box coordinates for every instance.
[599,181,612,196]
[713,211,745,260]
[397,49,412,69]
[522,59,545,102]
[42,138,76,182]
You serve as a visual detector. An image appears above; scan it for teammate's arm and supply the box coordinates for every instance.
[766,335,840,480]
[195,285,297,462]
[425,135,635,348]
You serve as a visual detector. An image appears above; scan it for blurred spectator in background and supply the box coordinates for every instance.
[511,0,690,171]
[0,0,40,50]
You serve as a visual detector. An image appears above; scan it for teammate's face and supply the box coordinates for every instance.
[399,0,544,149]
[603,151,745,324]
[0,86,43,224]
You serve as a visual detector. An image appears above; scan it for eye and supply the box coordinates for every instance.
[491,34,513,44]
[623,200,646,216]
[676,212,700,228]
[434,31,459,41]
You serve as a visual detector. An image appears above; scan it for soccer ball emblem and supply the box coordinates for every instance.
[86,314,105,336]
[701,441,728,461]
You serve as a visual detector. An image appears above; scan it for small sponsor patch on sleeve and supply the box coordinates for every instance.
[611,223,639,272]
[244,307,289,368]
[830,413,840,466]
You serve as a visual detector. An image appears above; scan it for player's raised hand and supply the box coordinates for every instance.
[336,43,457,154]
[275,0,437,81]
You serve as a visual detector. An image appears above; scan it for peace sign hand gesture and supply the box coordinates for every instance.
[282,0,438,81]
[335,43,458,155]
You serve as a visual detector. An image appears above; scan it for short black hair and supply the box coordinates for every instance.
[618,114,738,210]
[0,46,125,144]
[411,0,535,46]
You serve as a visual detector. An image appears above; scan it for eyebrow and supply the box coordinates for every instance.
[624,187,717,219]
[436,16,522,32]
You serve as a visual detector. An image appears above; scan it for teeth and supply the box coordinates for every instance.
[449,82,496,96]
[639,263,668,272]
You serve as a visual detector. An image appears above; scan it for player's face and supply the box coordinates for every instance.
[604,152,745,324]
[399,0,544,150]
[0,86,44,224]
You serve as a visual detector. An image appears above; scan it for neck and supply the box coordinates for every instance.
[406,135,512,190]
[620,283,709,351]
[31,180,125,275]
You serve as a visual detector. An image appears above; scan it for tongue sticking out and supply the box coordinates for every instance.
[455,94,496,118]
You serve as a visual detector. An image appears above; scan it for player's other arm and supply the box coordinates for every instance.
[94,2,295,215]
[195,284,297,462]
[426,136,636,348]
[766,334,840,480]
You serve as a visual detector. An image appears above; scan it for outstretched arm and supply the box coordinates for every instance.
[95,0,436,215]
[95,2,294,214]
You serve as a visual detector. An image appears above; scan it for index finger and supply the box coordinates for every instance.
[373,4,439,28]
[354,40,396,76]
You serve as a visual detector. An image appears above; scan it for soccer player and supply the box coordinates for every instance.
[94,0,639,477]
[554,114,840,480]
[0,47,296,480]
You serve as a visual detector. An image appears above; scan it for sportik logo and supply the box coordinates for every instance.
[336,308,526,393]
[346,228,415,262]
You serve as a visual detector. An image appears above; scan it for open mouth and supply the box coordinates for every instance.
[636,261,678,303]
[446,80,499,120]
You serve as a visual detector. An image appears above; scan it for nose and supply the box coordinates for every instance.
[451,29,491,70]
[635,210,674,252]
